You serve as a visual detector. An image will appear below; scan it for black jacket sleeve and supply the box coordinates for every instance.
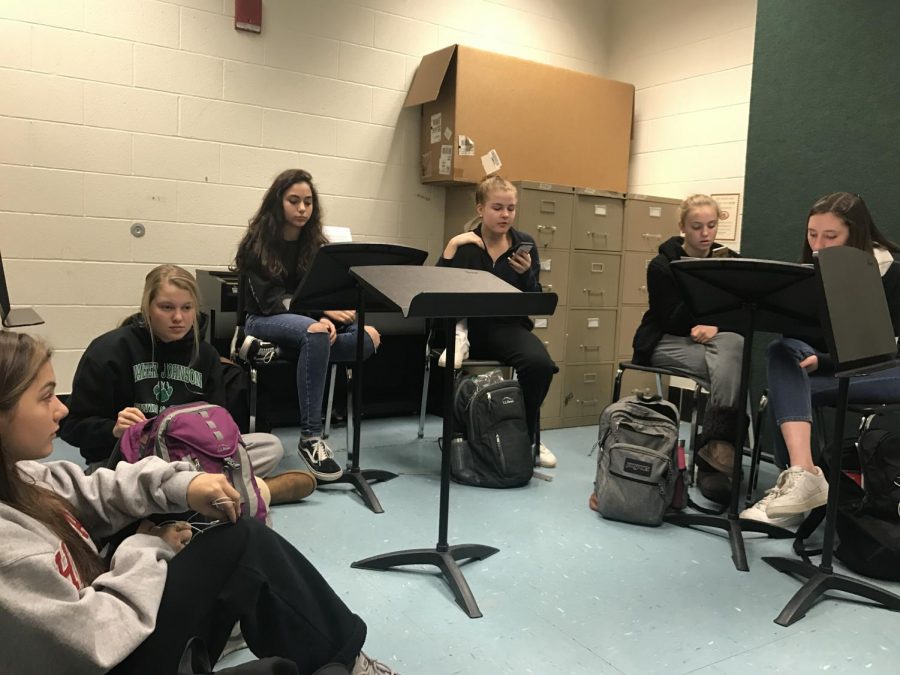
[245,270,290,316]
[59,340,123,463]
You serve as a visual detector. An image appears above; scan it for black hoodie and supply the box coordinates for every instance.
[631,236,738,365]
[60,314,226,464]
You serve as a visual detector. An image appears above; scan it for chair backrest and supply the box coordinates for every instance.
[0,249,14,318]
[815,246,898,376]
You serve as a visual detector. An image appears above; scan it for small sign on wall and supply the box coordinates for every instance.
[711,193,741,243]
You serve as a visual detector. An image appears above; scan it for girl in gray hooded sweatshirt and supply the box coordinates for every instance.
[0,332,397,675]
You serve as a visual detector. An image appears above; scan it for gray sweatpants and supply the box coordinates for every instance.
[650,332,744,409]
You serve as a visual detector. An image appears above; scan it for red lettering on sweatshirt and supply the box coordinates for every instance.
[54,543,82,590]
[63,511,90,541]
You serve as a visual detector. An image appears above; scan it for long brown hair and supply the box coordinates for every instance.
[233,169,328,279]
[0,332,107,587]
[801,192,900,263]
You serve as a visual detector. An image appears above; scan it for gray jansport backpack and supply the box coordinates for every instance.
[592,394,679,526]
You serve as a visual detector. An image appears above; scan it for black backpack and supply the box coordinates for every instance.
[449,370,533,488]
[794,429,900,581]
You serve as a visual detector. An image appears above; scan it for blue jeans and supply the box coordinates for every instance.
[766,337,900,466]
[246,313,375,438]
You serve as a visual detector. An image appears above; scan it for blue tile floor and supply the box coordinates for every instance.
[49,417,900,674]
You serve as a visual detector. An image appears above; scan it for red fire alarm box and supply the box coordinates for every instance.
[235,0,262,33]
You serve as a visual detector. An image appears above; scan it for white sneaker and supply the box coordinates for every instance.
[739,485,805,529]
[539,441,557,468]
[765,466,828,518]
[438,331,469,368]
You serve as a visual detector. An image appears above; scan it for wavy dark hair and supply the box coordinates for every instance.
[233,169,328,279]
[0,332,107,587]
[801,192,899,263]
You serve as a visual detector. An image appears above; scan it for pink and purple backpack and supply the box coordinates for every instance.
[117,402,268,523]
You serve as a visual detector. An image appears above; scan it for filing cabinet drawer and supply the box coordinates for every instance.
[573,190,624,252]
[617,304,647,359]
[561,363,613,424]
[565,308,616,363]
[536,250,569,306]
[532,313,566,364]
[540,372,563,420]
[621,251,654,305]
[515,184,573,251]
[568,252,620,308]
[624,196,680,252]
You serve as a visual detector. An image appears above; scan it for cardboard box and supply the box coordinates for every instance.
[404,45,634,192]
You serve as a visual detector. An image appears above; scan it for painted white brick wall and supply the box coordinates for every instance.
[1,0,614,391]
[607,0,757,245]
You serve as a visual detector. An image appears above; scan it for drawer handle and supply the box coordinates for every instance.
[642,233,662,240]
[582,288,605,296]
[639,285,648,293]
[585,231,608,237]
[537,224,558,232]
[576,398,599,405]
[542,340,550,347]
[541,283,553,291]
[579,344,601,351]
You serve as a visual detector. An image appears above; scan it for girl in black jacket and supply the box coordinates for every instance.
[631,195,744,502]
[234,170,380,482]
[437,175,558,468]
[61,264,315,505]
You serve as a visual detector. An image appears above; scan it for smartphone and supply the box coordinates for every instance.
[515,242,534,256]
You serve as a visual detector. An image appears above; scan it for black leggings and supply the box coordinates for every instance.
[110,518,366,675]
[468,320,558,440]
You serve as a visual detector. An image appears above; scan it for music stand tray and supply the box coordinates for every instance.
[348,265,557,618]
[666,259,819,571]
[290,243,427,514]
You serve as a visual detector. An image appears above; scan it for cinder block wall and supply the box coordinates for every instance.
[0,0,613,391]
[607,0,757,243]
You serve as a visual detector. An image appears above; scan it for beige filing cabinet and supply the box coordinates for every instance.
[443,185,681,429]
[615,194,682,398]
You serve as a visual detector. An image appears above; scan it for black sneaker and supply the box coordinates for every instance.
[237,335,277,365]
[299,438,343,482]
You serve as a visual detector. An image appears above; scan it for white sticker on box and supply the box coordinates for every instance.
[540,259,551,271]
[444,126,452,141]
[594,204,607,216]
[458,135,475,156]
[649,206,662,218]
[438,145,452,175]
[587,317,600,328]
[430,113,441,144]
[481,148,502,175]
[534,318,548,329]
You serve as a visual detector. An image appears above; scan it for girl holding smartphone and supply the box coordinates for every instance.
[438,175,558,468]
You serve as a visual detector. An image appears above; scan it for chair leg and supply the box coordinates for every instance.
[324,363,338,439]
[345,366,354,457]
[746,392,768,505]
[654,373,664,398]
[612,365,624,401]
[248,365,258,434]
[418,354,432,438]
[687,383,702,486]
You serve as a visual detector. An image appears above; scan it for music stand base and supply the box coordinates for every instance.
[664,513,794,572]
[331,468,398,514]
[352,543,500,618]
[762,555,900,626]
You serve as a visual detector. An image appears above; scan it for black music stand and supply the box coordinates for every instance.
[762,246,900,625]
[665,258,820,571]
[290,243,428,514]
[0,250,43,328]
[348,266,557,618]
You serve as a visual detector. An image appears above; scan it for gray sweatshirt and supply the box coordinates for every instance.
[0,457,200,674]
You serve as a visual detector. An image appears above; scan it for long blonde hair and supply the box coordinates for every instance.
[0,332,107,587]
[140,264,202,363]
